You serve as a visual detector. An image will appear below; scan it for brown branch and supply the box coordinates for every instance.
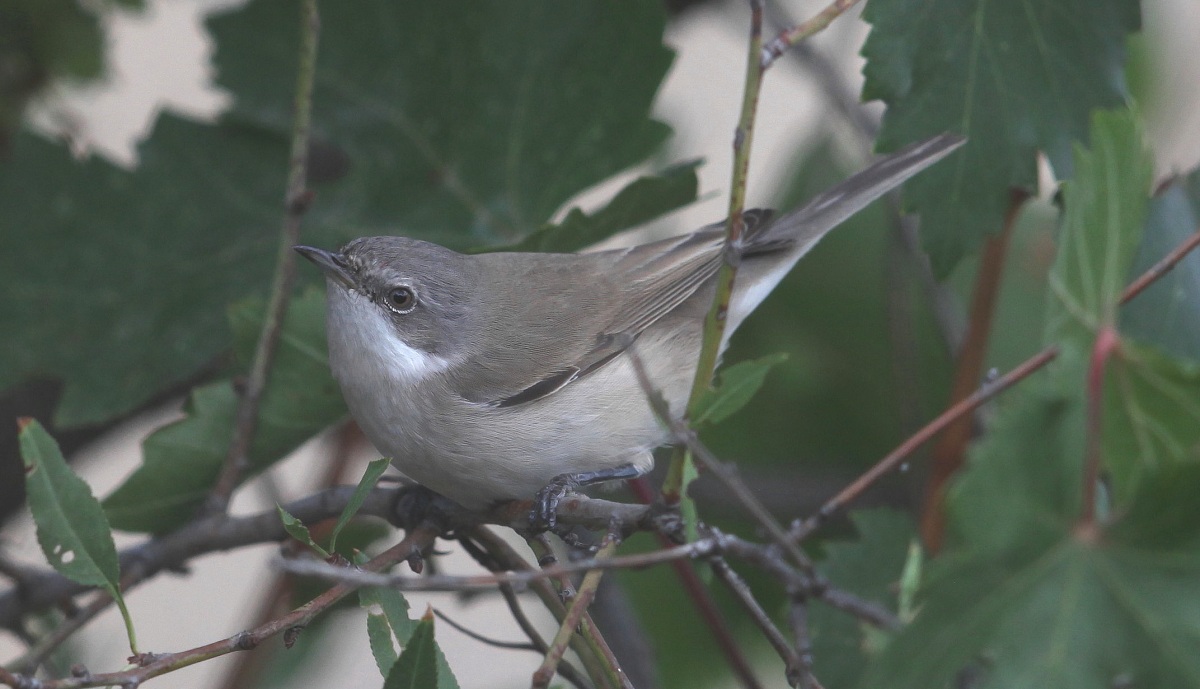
[710,558,802,686]
[532,534,620,689]
[469,528,625,689]
[1079,326,1119,535]
[206,0,321,513]
[495,583,591,689]
[920,189,1028,553]
[630,476,765,689]
[1,527,438,689]
[1120,225,1200,304]
[787,595,820,689]
[790,347,1060,541]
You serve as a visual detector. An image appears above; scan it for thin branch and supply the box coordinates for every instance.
[664,0,766,503]
[0,487,651,631]
[631,477,765,689]
[710,558,802,686]
[432,608,536,651]
[1,527,438,689]
[278,539,714,592]
[532,534,620,689]
[628,348,817,579]
[790,347,1060,541]
[787,596,820,689]
[496,584,591,689]
[469,527,624,689]
[207,0,321,513]
[1120,225,1200,304]
[920,189,1028,553]
[761,0,865,69]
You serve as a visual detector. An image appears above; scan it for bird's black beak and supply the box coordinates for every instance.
[294,245,356,291]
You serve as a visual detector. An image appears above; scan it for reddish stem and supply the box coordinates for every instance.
[1079,326,1119,533]
[920,189,1027,553]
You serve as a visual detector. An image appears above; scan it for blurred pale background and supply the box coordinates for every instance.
[4,1,1199,687]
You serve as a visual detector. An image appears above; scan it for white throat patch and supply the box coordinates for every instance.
[327,286,450,386]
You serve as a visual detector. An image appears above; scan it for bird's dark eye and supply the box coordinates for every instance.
[385,286,417,313]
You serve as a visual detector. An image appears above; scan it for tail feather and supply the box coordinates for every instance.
[764,133,966,250]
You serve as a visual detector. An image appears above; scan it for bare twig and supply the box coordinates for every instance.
[761,0,865,69]
[790,347,1060,541]
[628,348,817,579]
[532,534,620,689]
[631,475,765,689]
[1,527,438,689]
[432,608,536,651]
[207,0,322,513]
[710,558,802,686]
[787,596,820,689]
[469,527,624,689]
[1120,225,1200,304]
[495,583,591,689]
[0,487,649,632]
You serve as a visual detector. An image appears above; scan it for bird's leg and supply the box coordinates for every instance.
[530,463,644,531]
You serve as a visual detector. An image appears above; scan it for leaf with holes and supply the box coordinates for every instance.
[19,418,138,652]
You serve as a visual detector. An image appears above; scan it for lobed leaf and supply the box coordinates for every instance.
[861,0,1141,275]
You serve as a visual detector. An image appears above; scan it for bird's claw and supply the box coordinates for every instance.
[529,474,578,532]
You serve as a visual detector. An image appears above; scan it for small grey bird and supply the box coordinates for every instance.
[297,133,963,527]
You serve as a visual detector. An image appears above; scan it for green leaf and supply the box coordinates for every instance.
[1,0,106,133]
[0,117,316,427]
[20,418,121,588]
[211,0,674,248]
[861,384,1200,689]
[498,162,700,253]
[383,616,439,689]
[360,585,417,649]
[1103,341,1200,499]
[1,0,675,429]
[692,353,789,427]
[366,613,398,678]
[860,0,1141,275]
[1121,169,1200,362]
[19,418,138,652]
[103,289,347,533]
[330,458,391,553]
[809,510,914,689]
[1046,109,1154,345]
[277,505,329,558]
